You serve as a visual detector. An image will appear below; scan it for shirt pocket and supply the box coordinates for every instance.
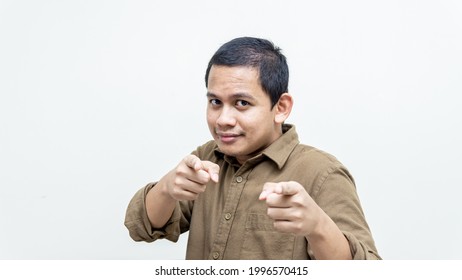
[239,213,295,259]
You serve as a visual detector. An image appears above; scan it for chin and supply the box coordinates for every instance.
[216,146,239,157]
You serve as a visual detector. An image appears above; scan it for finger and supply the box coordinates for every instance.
[170,188,201,201]
[181,156,213,184]
[259,182,280,200]
[184,156,220,183]
[172,176,207,195]
[184,154,203,171]
[266,206,293,220]
[184,180,208,194]
[176,162,210,185]
[258,182,282,200]
[272,220,299,234]
[265,192,293,207]
[189,169,211,185]
[201,161,220,183]
[266,208,302,234]
[277,182,300,196]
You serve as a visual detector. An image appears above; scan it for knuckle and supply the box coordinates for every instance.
[293,211,303,220]
[173,177,182,187]
[196,170,209,183]
[174,166,185,177]
[293,223,303,232]
[184,155,197,168]
[199,184,207,192]
[185,154,195,162]
[170,188,181,199]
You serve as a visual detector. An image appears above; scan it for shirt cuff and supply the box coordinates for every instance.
[343,231,381,260]
[124,182,182,243]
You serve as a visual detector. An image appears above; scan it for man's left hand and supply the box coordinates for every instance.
[259,181,322,237]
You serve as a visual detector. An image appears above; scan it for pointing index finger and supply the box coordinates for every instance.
[184,155,220,183]
[259,182,299,200]
[259,182,279,200]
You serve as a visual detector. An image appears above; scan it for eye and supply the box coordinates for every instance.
[209,99,221,106]
[236,100,250,107]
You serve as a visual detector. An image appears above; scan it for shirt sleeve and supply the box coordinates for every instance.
[123,144,213,244]
[311,163,381,260]
[124,182,192,243]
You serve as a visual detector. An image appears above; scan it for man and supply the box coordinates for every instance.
[125,37,380,260]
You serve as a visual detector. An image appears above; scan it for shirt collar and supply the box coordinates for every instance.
[213,124,300,170]
[262,124,300,169]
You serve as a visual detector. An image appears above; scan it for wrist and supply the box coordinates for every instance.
[305,209,329,240]
[157,171,177,201]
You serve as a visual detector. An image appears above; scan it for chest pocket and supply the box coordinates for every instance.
[239,213,295,259]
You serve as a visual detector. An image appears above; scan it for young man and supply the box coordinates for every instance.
[125,37,380,260]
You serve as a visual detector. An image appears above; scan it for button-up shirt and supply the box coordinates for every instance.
[124,125,380,259]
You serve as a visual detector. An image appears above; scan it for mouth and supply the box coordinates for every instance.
[216,132,243,144]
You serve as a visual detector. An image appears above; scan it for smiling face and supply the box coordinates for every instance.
[206,65,290,164]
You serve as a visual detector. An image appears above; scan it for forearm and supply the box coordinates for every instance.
[306,212,352,260]
[145,171,177,229]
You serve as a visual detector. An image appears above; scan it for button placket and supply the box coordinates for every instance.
[209,170,249,259]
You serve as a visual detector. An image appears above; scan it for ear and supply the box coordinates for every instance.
[274,93,293,124]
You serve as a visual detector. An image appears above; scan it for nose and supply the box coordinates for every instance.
[216,106,237,128]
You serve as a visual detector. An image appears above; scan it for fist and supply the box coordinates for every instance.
[259,181,322,236]
[167,154,220,201]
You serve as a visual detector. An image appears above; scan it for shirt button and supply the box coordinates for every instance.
[236,176,243,183]
[213,252,220,259]
[224,213,232,220]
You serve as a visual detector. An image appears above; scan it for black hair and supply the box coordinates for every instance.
[205,37,289,108]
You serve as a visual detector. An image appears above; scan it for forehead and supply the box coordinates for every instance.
[207,65,265,96]
[208,65,259,83]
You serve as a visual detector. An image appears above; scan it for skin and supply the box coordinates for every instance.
[145,65,352,259]
[206,65,289,164]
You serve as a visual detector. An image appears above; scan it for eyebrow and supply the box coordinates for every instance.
[206,92,256,101]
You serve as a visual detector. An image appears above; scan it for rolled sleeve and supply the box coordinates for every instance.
[343,231,381,260]
[124,183,183,243]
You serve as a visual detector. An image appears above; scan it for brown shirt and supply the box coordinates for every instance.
[124,124,380,260]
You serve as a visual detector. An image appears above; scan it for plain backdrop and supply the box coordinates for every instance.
[1,0,461,259]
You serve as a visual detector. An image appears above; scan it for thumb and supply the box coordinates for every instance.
[278,181,301,196]
[184,154,204,171]
[202,161,220,183]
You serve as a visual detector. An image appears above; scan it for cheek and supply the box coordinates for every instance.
[206,118,215,132]
[206,110,215,123]
[206,111,220,134]
[243,110,270,127]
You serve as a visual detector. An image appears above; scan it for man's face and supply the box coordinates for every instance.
[206,65,282,164]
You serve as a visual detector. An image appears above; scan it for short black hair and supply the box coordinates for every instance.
[205,37,289,108]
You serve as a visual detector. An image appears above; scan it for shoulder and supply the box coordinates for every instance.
[286,143,355,191]
[290,143,343,170]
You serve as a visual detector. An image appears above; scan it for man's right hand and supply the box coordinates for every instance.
[146,154,219,228]
[165,154,220,201]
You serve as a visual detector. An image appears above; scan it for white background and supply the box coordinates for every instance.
[1,0,461,260]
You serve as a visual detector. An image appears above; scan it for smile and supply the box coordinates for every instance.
[217,132,242,144]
